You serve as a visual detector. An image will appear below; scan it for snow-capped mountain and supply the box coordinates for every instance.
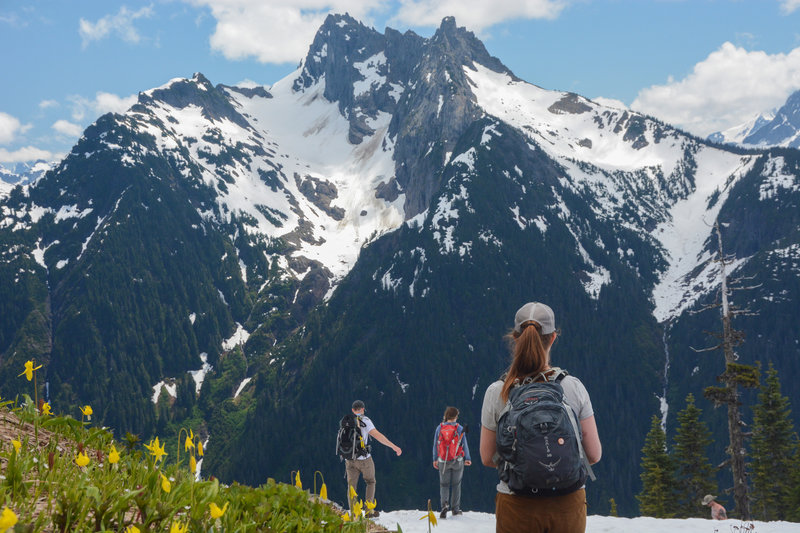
[707,110,776,145]
[709,89,800,148]
[1,14,798,517]
[744,89,800,148]
[0,160,51,192]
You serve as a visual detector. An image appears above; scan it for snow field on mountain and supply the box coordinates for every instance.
[229,73,405,283]
[139,72,405,287]
[375,510,800,533]
[464,62,772,322]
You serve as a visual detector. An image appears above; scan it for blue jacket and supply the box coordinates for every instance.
[432,422,471,462]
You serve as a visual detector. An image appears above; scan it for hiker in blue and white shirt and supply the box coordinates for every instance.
[432,406,472,519]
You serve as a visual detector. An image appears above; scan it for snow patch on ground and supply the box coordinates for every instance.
[375,510,800,533]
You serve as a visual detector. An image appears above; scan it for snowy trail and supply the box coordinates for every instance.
[375,510,800,533]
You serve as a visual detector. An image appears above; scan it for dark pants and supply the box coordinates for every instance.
[345,457,376,505]
[495,489,587,533]
[438,458,464,511]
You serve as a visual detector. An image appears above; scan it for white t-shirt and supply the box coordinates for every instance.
[355,415,376,460]
[480,374,594,493]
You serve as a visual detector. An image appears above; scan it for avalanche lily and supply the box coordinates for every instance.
[197,440,204,457]
[18,360,42,381]
[11,439,21,453]
[0,507,18,531]
[144,437,167,461]
[420,509,438,527]
[169,521,187,533]
[80,405,93,421]
[108,445,120,464]
[41,402,52,416]
[76,451,90,467]
[294,471,302,490]
[125,526,140,533]
[189,454,197,475]
[209,501,229,519]
[184,429,195,452]
[160,472,171,493]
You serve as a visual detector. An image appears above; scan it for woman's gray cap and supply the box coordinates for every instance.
[514,302,556,334]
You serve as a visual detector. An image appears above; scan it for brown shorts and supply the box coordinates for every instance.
[495,489,587,533]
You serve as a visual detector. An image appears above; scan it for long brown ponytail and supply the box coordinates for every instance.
[501,321,555,402]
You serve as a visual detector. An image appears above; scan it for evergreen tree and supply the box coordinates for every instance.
[672,394,716,518]
[750,363,797,521]
[785,439,800,523]
[638,414,676,517]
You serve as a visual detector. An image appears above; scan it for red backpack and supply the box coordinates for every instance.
[436,423,463,461]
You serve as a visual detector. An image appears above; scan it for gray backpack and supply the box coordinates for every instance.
[495,369,596,496]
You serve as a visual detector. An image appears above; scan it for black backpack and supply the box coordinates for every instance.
[495,369,595,496]
[336,413,371,460]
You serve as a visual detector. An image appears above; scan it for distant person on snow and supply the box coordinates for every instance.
[480,302,602,533]
[432,406,472,519]
[345,400,402,518]
[702,494,727,520]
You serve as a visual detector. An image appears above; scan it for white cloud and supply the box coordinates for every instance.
[391,0,565,32]
[780,0,800,14]
[52,120,84,138]
[0,146,57,164]
[183,0,388,63]
[0,112,24,144]
[39,100,59,110]
[68,92,138,122]
[79,5,154,48]
[631,43,800,137]
[184,0,564,63]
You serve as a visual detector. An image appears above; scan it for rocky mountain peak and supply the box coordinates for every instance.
[428,16,513,78]
[744,88,800,148]
[134,72,250,129]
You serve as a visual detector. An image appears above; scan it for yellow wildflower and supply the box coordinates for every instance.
[348,484,358,501]
[108,445,120,465]
[169,521,187,533]
[184,429,195,452]
[420,510,438,526]
[366,499,377,511]
[320,482,328,500]
[189,454,197,475]
[341,513,351,522]
[209,501,229,519]
[125,526,140,533]
[197,440,204,457]
[18,360,42,381]
[11,439,21,453]
[144,437,167,461]
[294,471,302,490]
[79,405,93,421]
[41,402,53,416]
[76,451,90,467]
[160,473,171,494]
[352,499,363,518]
[0,507,18,531]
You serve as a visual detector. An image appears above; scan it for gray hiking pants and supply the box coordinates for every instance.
[346,457,376,505]
[438,457,464,511]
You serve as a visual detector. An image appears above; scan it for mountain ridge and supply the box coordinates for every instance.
[1,15,799,517]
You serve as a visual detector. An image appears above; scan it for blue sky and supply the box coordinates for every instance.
[2,0,800,165]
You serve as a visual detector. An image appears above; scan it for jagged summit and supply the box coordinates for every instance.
[744,89,800,148]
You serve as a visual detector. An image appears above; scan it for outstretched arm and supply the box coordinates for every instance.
[369,428,402,456]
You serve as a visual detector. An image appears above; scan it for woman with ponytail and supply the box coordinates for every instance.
[479,302,602,533]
